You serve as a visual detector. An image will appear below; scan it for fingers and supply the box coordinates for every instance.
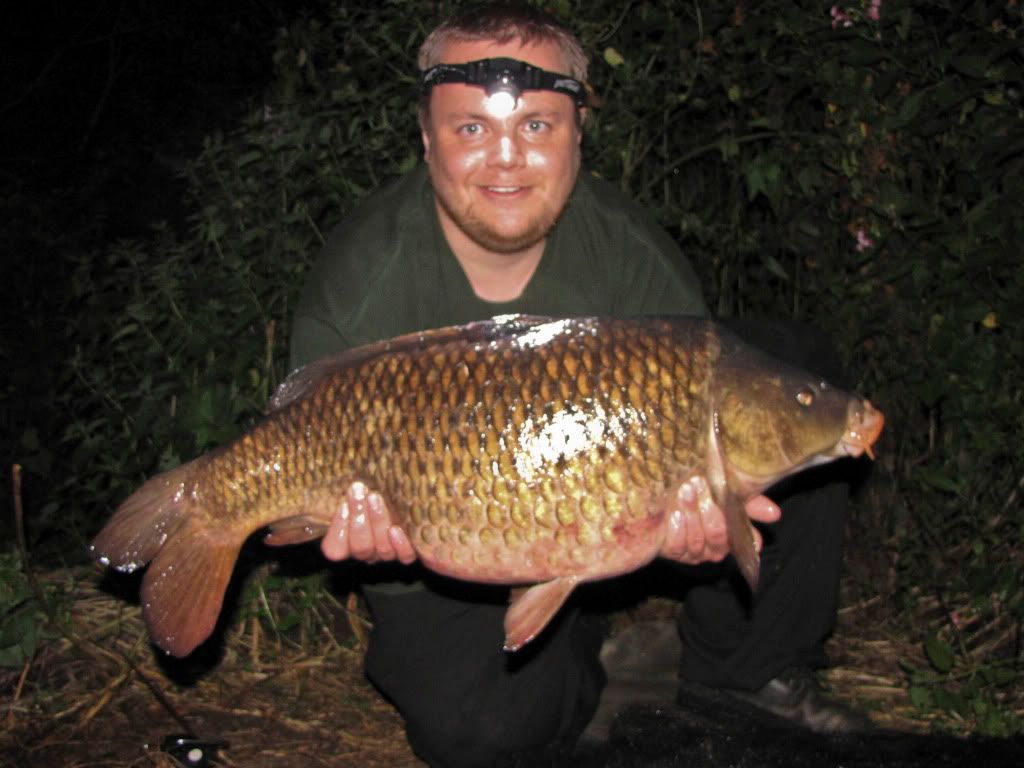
[696,481,729,559]
[366,489,392,560]
[387,526,418,565]
[350,483,401,562]
[661,483,693,562]
[744,494,781,524]
[369,490,413,562]
[320,482,418,564]
[347,482,377,561]
[662,477,728,564]
[321,496,351,561]
[660,478,777,565]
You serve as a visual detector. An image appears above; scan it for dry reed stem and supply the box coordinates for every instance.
[3,564,1021,766]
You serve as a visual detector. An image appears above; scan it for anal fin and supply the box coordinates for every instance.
[503,576,579,652]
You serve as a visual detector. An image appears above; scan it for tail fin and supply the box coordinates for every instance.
[91,461,243,657]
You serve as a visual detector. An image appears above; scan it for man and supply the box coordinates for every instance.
[290,4,865,766]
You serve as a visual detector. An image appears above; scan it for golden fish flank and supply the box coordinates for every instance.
[90,315,884,657]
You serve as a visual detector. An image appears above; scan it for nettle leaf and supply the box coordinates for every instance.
[603,47,625,68]
[950,54,989,79]
[933,685,966,715]
[916,467,963,495]
[762,255,791,282]
[925,631,955,674]
[841,40,887,66]
[909,685,932,710]
[888,88,928,129]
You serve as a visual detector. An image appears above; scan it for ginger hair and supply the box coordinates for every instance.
[418,2,588,80]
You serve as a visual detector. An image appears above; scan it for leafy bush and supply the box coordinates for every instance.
[579,0,1023,730]
[9,0,1022,734]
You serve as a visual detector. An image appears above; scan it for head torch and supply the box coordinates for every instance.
[419,57,586,116]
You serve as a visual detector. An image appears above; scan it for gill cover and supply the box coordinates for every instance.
[710,328,852,494]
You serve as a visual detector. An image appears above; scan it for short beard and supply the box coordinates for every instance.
[435,192,561,254]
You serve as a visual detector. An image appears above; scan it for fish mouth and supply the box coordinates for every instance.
[841,399,884,459]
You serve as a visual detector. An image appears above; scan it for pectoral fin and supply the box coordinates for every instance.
[504,576,579,652]
[723,496,759,591]
[706,408,761,591]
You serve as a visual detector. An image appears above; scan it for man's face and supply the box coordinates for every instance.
[422,38,583,255]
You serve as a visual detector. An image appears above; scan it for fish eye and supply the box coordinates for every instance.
[796,388,814,407]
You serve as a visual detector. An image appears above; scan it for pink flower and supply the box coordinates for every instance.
[854,228,875,251]
[867,0,882,21]
[831,6,853,28]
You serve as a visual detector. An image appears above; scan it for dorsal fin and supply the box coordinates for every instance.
[268,314,563,412]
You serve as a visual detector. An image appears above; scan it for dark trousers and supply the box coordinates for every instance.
[363,318,852,767]
[364,579,605,768]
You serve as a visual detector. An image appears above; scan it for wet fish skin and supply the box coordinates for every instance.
[90,315,883,656]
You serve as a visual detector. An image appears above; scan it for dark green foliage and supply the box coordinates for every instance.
[0,552,71,667]
[6,0,1021,733]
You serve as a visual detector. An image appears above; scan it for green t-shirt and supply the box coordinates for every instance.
[289,164,706,370]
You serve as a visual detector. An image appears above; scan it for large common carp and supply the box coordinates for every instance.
[91,315,883,657]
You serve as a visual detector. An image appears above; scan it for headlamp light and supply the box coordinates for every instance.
[420,57,585,116]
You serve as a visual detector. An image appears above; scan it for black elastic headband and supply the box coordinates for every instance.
[419,57,585,107]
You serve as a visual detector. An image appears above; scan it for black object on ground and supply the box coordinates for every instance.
[504,698,1023,768]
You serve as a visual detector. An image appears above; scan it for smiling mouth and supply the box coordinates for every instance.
[482,185,528,195]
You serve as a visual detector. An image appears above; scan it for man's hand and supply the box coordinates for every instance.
[321,482,417,564]
[660,476,781,564]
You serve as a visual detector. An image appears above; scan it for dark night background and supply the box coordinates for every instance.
[2,1,305,546]
[3,1,286,241]
[2,1,1021,765]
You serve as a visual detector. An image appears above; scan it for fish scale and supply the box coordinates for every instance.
[203,319,696,581]
[374,325,682,578]
[91,314,883,656]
